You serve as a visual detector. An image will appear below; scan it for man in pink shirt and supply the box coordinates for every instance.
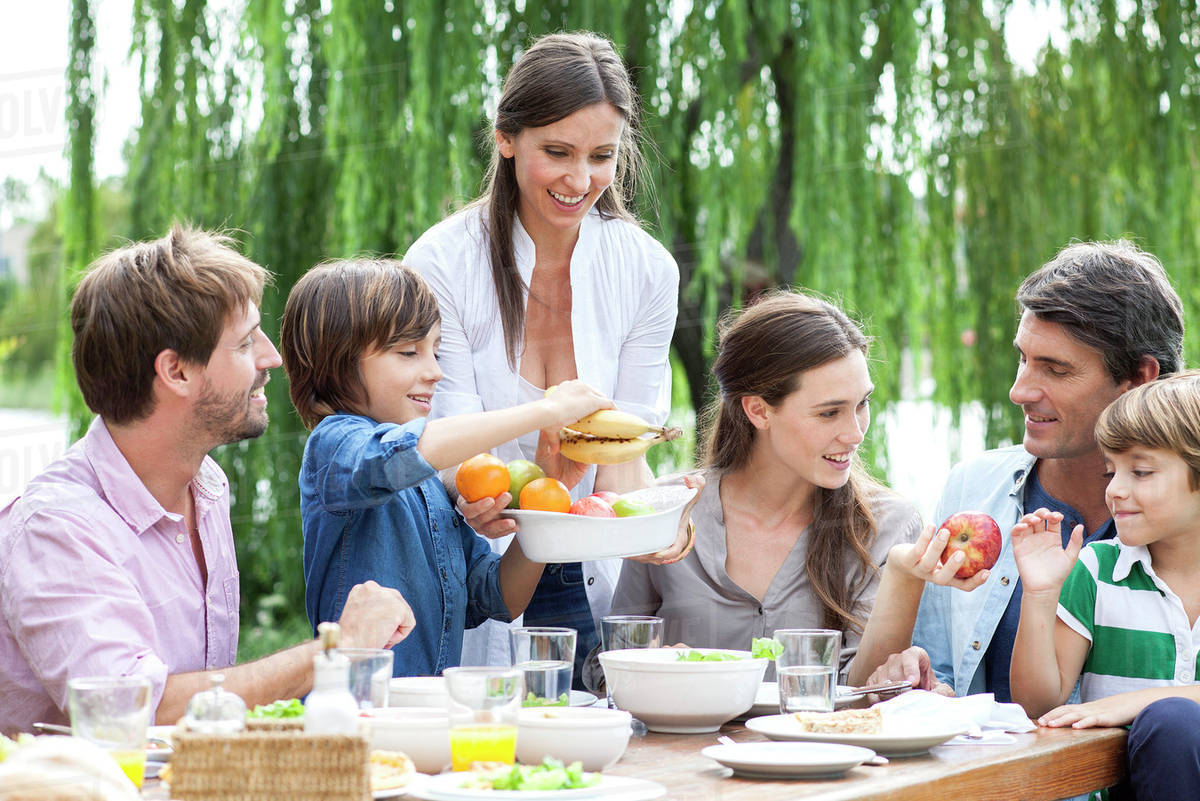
[0,226,416,733]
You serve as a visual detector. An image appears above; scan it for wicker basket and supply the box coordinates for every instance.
[243,717,304,732]
[166,730,370,801]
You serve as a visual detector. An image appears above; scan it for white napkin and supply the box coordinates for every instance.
[874,690,1036,745]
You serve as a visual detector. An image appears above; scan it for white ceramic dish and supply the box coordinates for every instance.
[146,725,175,763]
[745,713,967,757]
[388,676,449,708]
[741,682,858,718]
[360,707,451,774]
[568,690,599,707]
[405,772,665,801]
[517,707,632,771]
[503,486,696,563]
[701,741,877,779]
[598,648,768,734]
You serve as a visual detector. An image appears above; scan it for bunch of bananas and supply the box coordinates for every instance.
[558,410,682,465]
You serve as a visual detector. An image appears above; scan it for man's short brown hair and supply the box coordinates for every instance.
[280,259,440,429]
[70,224,268,424]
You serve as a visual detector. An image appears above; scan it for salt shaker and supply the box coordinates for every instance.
[303,621,360,734]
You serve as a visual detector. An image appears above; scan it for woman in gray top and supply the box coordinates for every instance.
[612,290,983,684]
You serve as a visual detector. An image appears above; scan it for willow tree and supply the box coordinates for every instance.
[60,0,1200,636]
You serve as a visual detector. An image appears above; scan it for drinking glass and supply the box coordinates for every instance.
[509,627,576,707]
[443,666,522,772]
[68,675,153,788]
[774,628,841,713]
[599,615,663,722]
[337,647,394,709]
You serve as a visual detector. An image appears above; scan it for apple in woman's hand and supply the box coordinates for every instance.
[939,511,1002,578]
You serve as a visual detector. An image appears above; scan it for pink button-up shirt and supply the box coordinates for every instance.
[0,418,240,732]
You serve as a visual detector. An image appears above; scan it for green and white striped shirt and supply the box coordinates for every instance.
[1058,540,1200,702]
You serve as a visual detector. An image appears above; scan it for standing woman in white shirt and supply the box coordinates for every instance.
[404,32,690,680]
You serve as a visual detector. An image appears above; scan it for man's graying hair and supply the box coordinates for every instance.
[1017,240,1184,383]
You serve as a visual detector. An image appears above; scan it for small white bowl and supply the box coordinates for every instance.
[516,706,632,771]
[360,707,451,774]
[387,676,449,708]
[598,648,769,734]
[504,485,696,563]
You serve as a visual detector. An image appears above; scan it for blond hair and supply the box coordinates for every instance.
[1095,370,1200,491]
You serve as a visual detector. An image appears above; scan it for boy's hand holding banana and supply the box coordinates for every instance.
[544,384,682,465]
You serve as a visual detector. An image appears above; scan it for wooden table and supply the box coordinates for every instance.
[604,722,1127,800]
[143,721,1126,800]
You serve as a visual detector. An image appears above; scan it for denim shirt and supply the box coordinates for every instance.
[300,413,509,677]
[913,445,1035,696]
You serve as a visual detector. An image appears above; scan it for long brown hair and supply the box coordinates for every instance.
[701,290,883,633]
[474,31,645,368]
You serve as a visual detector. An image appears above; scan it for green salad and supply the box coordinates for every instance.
[673,638,784,662]
[247,698,305,719]
[523,691,570,707]
[461,758,600,791]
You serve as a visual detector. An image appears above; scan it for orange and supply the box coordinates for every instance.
[518,477,572,513]
[455,454,510,502]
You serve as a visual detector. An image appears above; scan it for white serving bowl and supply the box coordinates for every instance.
[360,707,451,774]
[598,648,769,734]
[387,676,449,708]
[516,706,632,771]
[503,485,697,563]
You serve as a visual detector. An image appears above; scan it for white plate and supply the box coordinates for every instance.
[569,690,598,707]
[745,714,967,757]
[742,683,857,718]
[503,486,696,563]
[404,772,665,801]
[701,741,876,779]
[146,724,175,763]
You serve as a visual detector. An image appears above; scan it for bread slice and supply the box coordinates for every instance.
[370,749,417,791]
[792,708,883,734]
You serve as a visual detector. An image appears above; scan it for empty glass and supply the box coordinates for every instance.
[599,615,663,724]
[337,647,394,709]
[509,627,576,707]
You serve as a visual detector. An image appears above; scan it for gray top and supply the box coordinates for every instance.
[611,471,922,679]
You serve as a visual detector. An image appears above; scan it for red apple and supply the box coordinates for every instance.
[939,511,1002,579]
[570,496,617,517]
[589,491,620,505]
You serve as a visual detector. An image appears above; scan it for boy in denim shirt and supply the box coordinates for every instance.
[281,259,611,676]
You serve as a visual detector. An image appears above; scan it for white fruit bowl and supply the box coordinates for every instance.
[598,648,769,734]
[503,485,696,563]
[387,676,448,708]
[516,706,632,771]
[360,707,451,774]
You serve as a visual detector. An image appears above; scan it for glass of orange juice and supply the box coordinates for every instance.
[443,666,522,772]
[67,675,153,788]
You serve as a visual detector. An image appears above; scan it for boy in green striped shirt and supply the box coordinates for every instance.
[1011,371,1200,799]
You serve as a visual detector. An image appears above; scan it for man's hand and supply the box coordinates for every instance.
[337,581,416,649]
[627,473,706,565]
[458,494,517,539]
[866,646,953,695]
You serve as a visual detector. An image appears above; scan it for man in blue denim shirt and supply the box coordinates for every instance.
[872,241,1195,799]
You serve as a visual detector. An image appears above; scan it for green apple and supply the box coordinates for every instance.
[612,498,655,517]
[506,459,545,508]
